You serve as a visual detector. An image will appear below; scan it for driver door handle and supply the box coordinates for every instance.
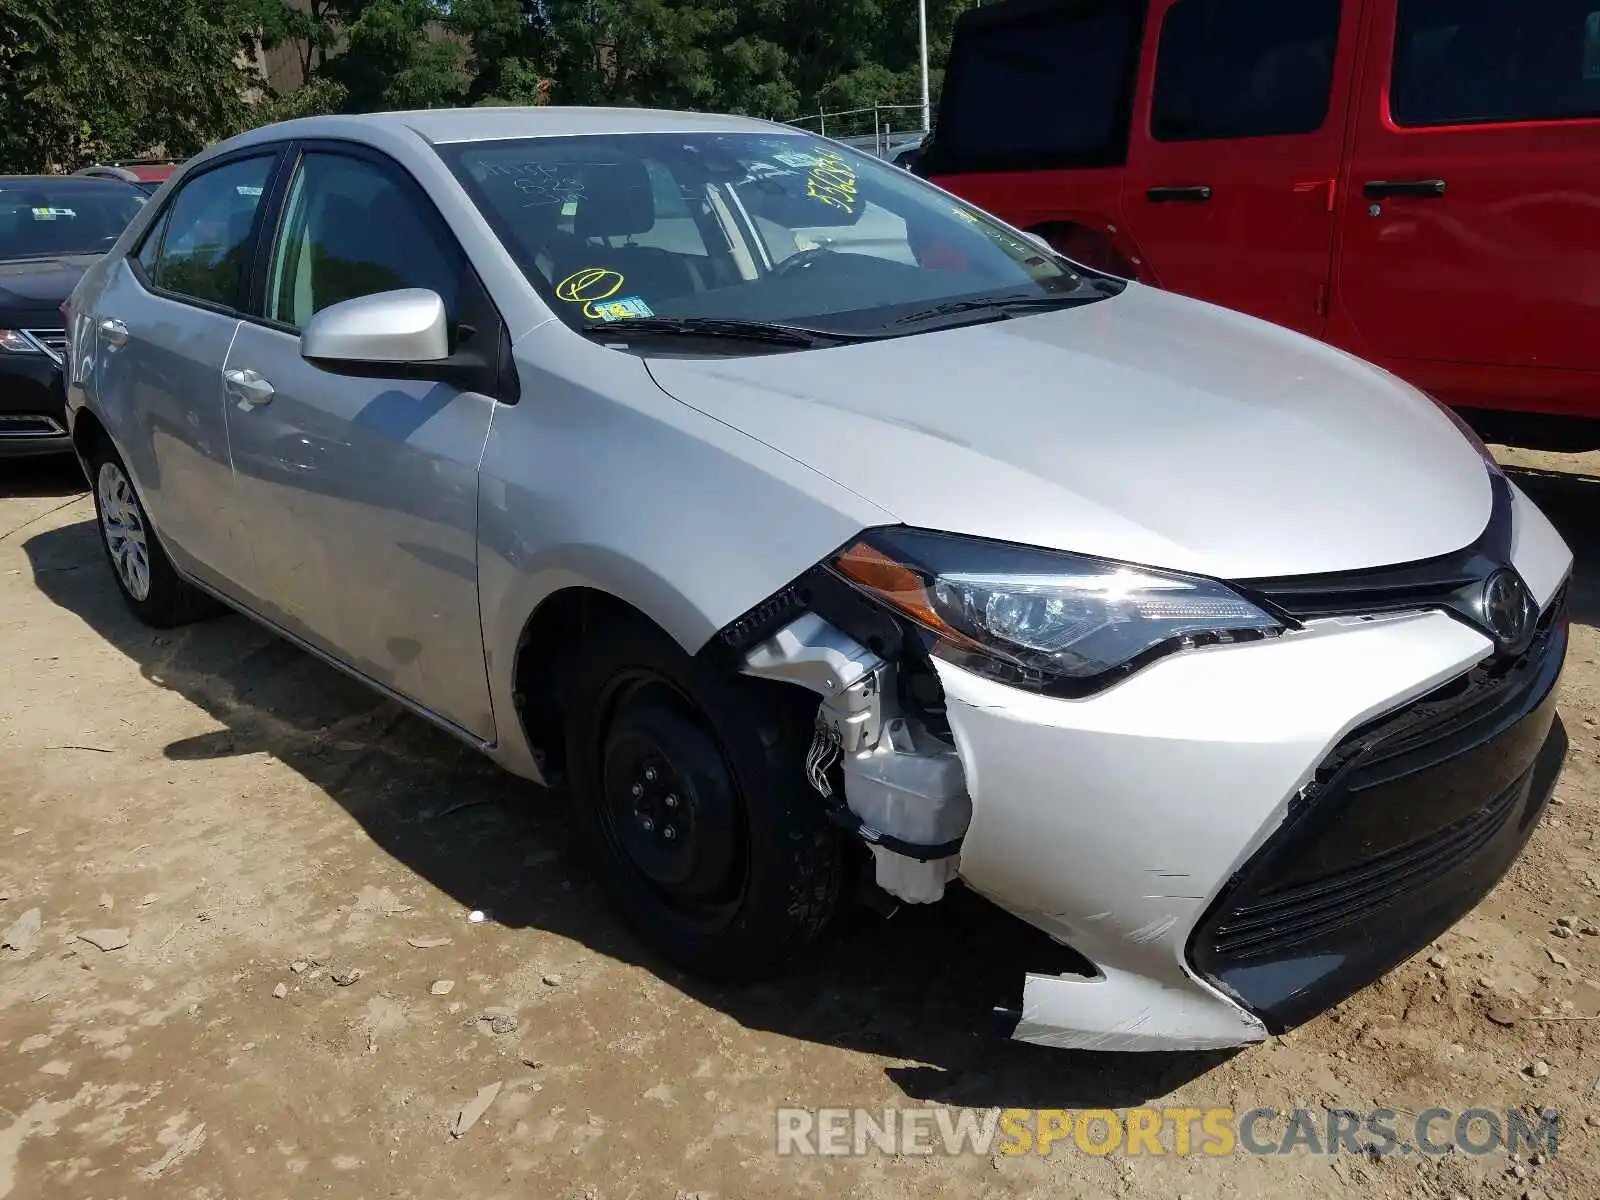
[223,367,275,407]
[98,318,129,348]
[1147,185,1213,203]
[1363,179,1448,200]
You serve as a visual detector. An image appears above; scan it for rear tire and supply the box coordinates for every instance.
[562,617,842,980]
[88,443,221,628]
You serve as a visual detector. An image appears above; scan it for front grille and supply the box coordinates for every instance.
[0,413,66,438]
[21,328,66,365]
[1188,588,1569,1032]
[1209,763,1530,960]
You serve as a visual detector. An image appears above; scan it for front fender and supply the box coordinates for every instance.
[476,323,892,781]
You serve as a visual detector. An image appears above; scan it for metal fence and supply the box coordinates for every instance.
[787,104,926,159]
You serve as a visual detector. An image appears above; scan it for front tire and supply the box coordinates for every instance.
[89,444,221,628]
[562,618,842,980]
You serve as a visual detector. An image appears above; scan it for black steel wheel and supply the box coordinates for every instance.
[563,617,841,979]
[596,673,748,930]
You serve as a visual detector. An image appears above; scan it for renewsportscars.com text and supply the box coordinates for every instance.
[775,1106,1561,1159]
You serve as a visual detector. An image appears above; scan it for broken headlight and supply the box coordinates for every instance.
[827,529,1284,695]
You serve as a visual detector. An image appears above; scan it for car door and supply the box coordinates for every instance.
[220,143,498,741]
[1334,0,1600,411]
[1121,0,1359,338]
[87,151,279,587]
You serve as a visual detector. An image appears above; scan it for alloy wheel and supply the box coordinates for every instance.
[97,461,151,602]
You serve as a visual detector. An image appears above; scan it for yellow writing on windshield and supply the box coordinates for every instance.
[555,267,637,320]
[807,152,858,215]
[556,267,625,305]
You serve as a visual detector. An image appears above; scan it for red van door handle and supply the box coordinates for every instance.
[1147,185,1212,203]
[1363,179,1447,200]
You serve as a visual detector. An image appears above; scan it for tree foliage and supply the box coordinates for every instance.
[533,0,969,120]
[0,0,256,172]
[0,0,972,172]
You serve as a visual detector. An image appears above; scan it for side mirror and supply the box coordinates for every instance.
[300,289,450,370]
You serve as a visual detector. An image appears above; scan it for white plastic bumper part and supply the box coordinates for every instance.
[939,610,1499,1052]
[934,476,1573,1051]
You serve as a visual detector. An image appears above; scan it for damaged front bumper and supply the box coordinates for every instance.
[942,596,1566,1051]
[741,591,1567,1051]
[729,482,1571,1051]
[743,596,1566,1049]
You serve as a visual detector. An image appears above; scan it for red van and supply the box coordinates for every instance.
[922,0,1600,447]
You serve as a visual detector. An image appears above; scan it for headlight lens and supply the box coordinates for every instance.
[829,529,1285,694]
[0,329,41,354]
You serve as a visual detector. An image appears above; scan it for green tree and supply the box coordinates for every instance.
[448,0,551,105]
[535,0,723,109]
[243,0,465,116]
[250,0,341,85]
[324,0,468,112]
[0,0,257,172]
[530,0,971,123]
[0,0,972,175]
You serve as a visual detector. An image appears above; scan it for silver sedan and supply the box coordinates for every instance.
[65,107,1571,1052]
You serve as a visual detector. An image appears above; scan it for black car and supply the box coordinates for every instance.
[1,176,146,458]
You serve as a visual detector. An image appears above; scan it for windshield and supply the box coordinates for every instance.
[440,131,1121,341]
[0,183,145,260]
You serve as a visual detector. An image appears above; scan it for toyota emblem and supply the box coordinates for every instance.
[1481,569,1535,650]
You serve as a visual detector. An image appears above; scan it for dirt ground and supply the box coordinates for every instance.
[2,447,1599,1200]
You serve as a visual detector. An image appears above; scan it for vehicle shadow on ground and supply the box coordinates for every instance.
[0,457,87,500]
[1502,465,1600,628]
[23,516,1233,1110]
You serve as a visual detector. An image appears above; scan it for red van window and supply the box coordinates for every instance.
[929,0,1143,174]
[1151,0,1343,142]
[1393,0,1600,127]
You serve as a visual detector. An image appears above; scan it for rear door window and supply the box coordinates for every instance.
[1393,0,1600,127]
[1151,0,1343,141]
[146,156,275,308]
[932,0,1143,171]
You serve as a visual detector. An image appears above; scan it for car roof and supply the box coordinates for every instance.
[222,105,792,151]
[0,175,146,192]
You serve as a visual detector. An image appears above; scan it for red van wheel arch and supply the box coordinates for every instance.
[1031,223,1144,281]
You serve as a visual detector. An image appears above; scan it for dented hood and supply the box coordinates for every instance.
[644,284,1494,580]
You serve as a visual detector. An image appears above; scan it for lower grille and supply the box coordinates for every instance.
[1188,590,1569,1032]
[0,413,66,438]
[1209,762,1529,960]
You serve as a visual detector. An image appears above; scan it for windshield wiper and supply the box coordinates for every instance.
[579,316,873,348]
[893,287,1115,328]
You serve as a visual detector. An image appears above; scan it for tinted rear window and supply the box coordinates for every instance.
[1393,0,1600,127]
[1151,0,1343,142]
[0,184,145,259]
[931,0,1141,172]
[146,156,274,308]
